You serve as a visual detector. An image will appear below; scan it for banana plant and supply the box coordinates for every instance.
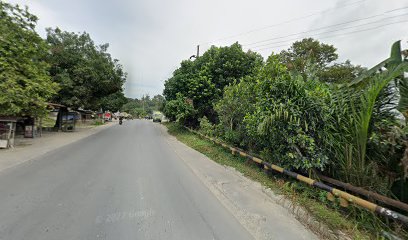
[346,41,404,87]
[396,44,408,119]
[331,41,408,186]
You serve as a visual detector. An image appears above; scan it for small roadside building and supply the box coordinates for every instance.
[76,109,94,123]
[0,117,17,149]
[46,103,77,132]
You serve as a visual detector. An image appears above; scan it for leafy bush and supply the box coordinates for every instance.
[163,93,197,126]
[163,43,263,125]
[214,76,258,148]
[245,55,331,172]
[198,116,215,137]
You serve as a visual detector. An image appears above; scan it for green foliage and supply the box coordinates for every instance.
[245,55,331,171]
[198,116,213,136]
[152,94,165,111]
[0,2,58,116]
[99,91,128,112]
[163,43,263,124]
[46,28,126,110]
[279,38,338,76]
[121,94,164,117]
[214,76,258,148]
[164,122,371,239]
[329,57,408,191]
[93,120,104,126]
[163,38,408,236]
[163,93,197,125]
[395,42,408,120]
[319,60,365,83]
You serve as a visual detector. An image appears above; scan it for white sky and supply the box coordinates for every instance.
[6,0,408,98]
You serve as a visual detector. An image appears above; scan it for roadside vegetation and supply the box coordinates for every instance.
[165,122,370,239]
[0,1,128,119]
[162,38,408,238]
[0,1,165,123]
[121,95,165,118]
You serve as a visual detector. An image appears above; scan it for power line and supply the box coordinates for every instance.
[243,13,384,46]
[244,7,408,47]
[201,0,366,45]
[253,19,408,52]
[247,13,408,49]
[385,6,408,13]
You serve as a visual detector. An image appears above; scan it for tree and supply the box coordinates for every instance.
[163,93,197,125]
[279,38,338,76]
[46,28,126,110]
[244,55,331,172]
[214,76,258,148]
[99,92,128,112]
[319,60,365,83]
[163,43,263,125]
[121,99,142,117]
[152,94,165,111]
[120,95,164,117]
[0,2,57,116]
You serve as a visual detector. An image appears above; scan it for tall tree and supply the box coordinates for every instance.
[163,43,263,125]
[46,28,126,110]
[319,60,365,83]
[152,94,165,111]
[0,2,57,116]
[99,92,128,112]
[279,38,338,75]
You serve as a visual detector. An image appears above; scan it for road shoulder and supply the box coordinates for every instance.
[159,124,319,240]
[0,122,114,173]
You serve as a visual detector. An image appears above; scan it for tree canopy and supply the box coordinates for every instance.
[163,43,263,125]
[279,38,338,75]
[46,28,127,111]
[0,2,58,116]
[121,94,165,117]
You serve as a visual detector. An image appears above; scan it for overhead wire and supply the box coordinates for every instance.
[243,12,405,47]
[385,6,408,13]
[253,19,408,52]
[200,0,367,45]
[247,12,408,49]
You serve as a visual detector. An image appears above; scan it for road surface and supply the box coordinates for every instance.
[0,120,255,240]
[0,120,317,240]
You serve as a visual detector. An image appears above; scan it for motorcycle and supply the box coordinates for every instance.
[119,118,123,125]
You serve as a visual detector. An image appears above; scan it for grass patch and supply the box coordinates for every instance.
[164,122,381,239]
[93,120,104,126]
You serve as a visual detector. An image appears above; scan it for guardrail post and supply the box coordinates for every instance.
[182,125,408,226]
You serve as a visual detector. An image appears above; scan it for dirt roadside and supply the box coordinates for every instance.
[0,122,114,173]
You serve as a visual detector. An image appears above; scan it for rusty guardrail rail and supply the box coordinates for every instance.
[185,127,408,227]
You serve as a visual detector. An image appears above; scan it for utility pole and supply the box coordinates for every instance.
[190,45,200,60]
[142,94,145,113]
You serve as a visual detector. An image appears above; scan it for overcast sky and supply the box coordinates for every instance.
[7,0,408,98]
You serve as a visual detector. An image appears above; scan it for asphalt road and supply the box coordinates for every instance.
[0,120,255,240]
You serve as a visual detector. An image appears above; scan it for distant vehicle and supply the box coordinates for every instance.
[152,112,162,122]
[104,112,112,122]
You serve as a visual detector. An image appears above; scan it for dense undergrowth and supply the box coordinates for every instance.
[165,122,407,239]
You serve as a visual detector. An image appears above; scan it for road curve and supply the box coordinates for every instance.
[0,120,254,240]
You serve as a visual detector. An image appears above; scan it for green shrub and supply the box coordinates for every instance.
[245,55,331,172]
[198,116,215,137]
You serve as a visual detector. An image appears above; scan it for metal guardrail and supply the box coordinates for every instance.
[186,127,408,227]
